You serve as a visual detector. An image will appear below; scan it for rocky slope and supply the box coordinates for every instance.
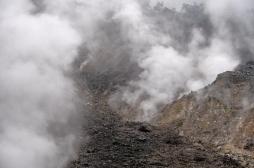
[68,63,254,167]
[69,92,244,168]
[155,62,254,166]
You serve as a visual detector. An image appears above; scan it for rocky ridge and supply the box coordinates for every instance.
[156,62,254,167]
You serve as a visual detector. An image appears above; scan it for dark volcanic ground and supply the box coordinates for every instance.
[69,92,244,168]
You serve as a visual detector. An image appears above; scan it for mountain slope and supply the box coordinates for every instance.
[155,62,254,164]
[69,84,245,168]
[69,93,243,168]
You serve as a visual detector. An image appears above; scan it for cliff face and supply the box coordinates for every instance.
[156,63,254,156]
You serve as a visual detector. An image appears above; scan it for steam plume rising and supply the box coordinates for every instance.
[0,0,81,168]
[1,0,254,167]
[108,0,243,120]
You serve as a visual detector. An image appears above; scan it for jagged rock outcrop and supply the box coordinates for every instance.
[155,62,254,162]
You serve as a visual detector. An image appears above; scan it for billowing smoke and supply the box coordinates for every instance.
[0,0,82,168]
[76,0,254,121]
[108,0,243,121]
[1,0,254,167]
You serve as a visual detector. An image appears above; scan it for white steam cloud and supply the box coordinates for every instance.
[1,0,254,167]
[0,0,81,168]
[107,0,253,121]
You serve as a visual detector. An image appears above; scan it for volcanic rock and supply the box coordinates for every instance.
[155,63,254,166]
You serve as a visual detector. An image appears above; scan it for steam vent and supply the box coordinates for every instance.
[69,64,254,168]
[2,0,254,168]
